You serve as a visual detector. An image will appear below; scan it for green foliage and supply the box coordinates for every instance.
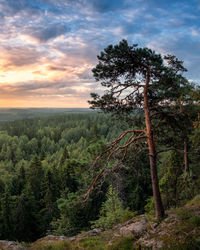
[159,151,182,209]
[176,208,200,227]
[189,216,200,227]
[32,241,71,250]
[0,108,199,242]
[186,195,200,207]
[124,151,152,213]
[176,209,192,220]
[91,185,135,229]
[144,197,155,216]
[80,237,100,249]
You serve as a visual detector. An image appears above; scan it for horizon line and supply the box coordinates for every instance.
[0,107,91,109]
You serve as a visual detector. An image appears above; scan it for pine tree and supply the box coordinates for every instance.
[27,156,44,200]
[89,40,193,218]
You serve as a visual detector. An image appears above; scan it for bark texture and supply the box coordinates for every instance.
[143,69,164,218]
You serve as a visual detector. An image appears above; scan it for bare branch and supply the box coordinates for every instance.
[84,130,147,201]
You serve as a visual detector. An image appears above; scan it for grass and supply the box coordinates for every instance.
[185,195,200,207]
[30,234,136,250]
[106,236,135,250]
[30,241,71,250]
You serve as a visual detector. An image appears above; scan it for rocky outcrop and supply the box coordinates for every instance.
[34,235,67,244]
[1,198,200,250]
[0,240,24,250]
[120,215,147,237]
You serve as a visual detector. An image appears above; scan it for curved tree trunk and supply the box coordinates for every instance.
[143,69,165,219]
[184,139,189,174]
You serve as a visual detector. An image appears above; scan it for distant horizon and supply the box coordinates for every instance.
[0,107,90,109]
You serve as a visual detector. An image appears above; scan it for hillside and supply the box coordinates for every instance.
[1,195,200,250]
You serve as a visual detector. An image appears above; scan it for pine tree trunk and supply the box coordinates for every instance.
[184,140,189,174]
[143,69,165,219]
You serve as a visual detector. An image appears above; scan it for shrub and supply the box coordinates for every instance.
[91,185,135,229]
[189,216,200,227]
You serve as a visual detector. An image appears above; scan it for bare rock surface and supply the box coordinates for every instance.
[120,216,147,237]
[0,240,24,250]
[34,234,67,244]
[1,199,200,250]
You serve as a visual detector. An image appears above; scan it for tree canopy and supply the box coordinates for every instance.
[89,39,195,218]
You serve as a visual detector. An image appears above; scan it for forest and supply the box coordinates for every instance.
[0,41,200,245]
[0,107,199,242]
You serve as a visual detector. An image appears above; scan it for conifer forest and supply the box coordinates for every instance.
[0,41,199,247]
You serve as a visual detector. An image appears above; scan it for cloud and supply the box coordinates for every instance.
[89,0,127,12]
[0,45,44,69]
[147,33,200,81]
[0,0,41,17]
[47,65,67,71]
[0,0,199,108]
[28,23,71,42]
[0,78,95,103]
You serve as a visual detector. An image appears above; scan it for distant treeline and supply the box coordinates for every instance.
[0,108,93,122]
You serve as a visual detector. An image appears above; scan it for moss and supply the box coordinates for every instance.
[31,241,71,250]
[80,237,102,249]
[106,236,135,250]
[161,237,200,250]
[189,216,200,227]
[176,209,192,220]
[186,195,200,207]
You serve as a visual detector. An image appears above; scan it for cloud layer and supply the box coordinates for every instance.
[0,0,199,107]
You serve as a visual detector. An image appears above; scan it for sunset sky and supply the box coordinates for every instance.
[0,0,199,108]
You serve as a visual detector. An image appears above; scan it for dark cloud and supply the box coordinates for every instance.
[89,0,127,12]
[47,66,67,71]
[29,23,70,42]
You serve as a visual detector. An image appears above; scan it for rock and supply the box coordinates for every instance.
[35,235,67,243]
[120,217,147,237]
[152,222,159,229]
[78,228,104,237]
[0,240,24,250]
[137,238,163,250]
[68,236,76,241]
[86,228,104,236]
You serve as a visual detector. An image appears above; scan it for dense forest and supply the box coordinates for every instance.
[0,41,200,244]
[0,112,148,241]
[0,107,199,242]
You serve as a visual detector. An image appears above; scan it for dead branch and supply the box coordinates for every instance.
[84,130,147,201]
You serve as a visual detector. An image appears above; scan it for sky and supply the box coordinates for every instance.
[0,0,200,108]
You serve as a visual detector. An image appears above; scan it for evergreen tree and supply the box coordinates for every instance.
[91,185,134,229]
[0,188,13,239]
[14,191,40,242]
[89,40,193,218]
[59,146,70,167]
[40,170,59,232]
[27,156,44,200]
